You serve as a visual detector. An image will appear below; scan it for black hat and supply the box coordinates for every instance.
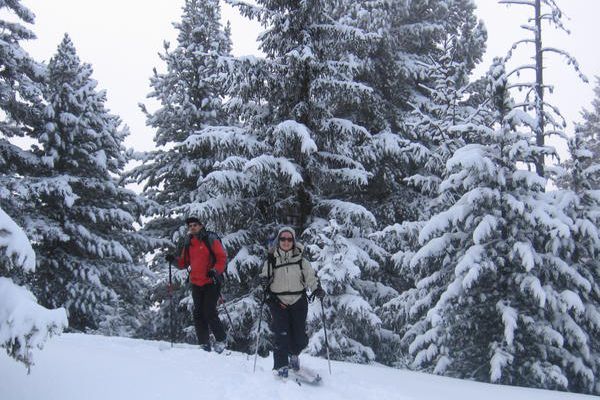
[185,216,202,225]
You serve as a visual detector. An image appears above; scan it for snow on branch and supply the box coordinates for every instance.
[0,278,68,369]
[319,199,376,229]
[418,204,469,245]
[201,170,251,195]
[496,301,518,346]
[445,144,496,178]
[371,131,414,160]
[0,208,35,272]
[319,166,371,187]
[310,22,380,44]
[175,197,244,224]
[473,215,499,245]
[224,0,271,22]
[559,290,585,314]
[519,275,546,307]
[499,0,536,6]
[512,241,537,272]
[490,345,514,383]
[0,208,67,369]
[316,151,364,170]
[274,120,317,155]
[244,154,303,186]
[411,233,454,268]
[456,245,486,290]
[183,126,265,156]
[540,47,588,83]
[65,222,133,262]
[322,118,371,140]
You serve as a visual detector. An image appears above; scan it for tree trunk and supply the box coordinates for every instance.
[534,0,545,178]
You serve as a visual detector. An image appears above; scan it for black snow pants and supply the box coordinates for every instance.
[191,283,226,345]
[269,294,309,370]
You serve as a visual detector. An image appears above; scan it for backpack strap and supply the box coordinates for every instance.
[267,253,275,282]
[269,257,308,294]
[202,235,217,268]
[272,260,303,270]
[203,232,227,289]
[272,258,306,285]
[269,289,306,296]
[180,241,192,282]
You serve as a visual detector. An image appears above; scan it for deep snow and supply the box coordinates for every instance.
[1,333,596,400]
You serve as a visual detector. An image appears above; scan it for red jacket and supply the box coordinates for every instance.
[177,233,227,287]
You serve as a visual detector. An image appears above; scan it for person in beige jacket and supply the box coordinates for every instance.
[260,226,325,378]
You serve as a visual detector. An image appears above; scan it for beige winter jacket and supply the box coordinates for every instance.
[260,242,319,306]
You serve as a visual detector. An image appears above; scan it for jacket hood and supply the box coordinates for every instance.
[275,226,303,256]
[277,226,296,241]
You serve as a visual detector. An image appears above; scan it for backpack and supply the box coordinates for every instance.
[202,231,228,286]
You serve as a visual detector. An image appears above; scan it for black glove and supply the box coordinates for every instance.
[259,276,270,290]
[165,254,176,263]
[312,287,326,300]
[207,269,217,280]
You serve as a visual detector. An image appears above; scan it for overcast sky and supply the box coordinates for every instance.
[18,0,600,159]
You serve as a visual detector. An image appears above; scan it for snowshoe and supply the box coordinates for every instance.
[290,367,322,385]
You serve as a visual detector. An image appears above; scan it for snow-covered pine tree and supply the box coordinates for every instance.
[498,0,587,178]
[366,3,487,296]
[393,58,597,393]
[549,131,600,394]
[375,46,485,366]
[0,0,42,140]
[0,206,68,369]
[225,0,388,361]
[0,0,72,362]
[126,0,259,345]
[373,1,487,365]
[28,34,152,333]
[573,77,600,189]
[363,0,487,227]
[0,0,48,225]
[405,52,485,216]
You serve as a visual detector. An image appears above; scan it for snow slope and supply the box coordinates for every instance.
[0,333,594,400]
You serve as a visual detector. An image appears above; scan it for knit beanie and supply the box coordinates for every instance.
[277,226,296,241]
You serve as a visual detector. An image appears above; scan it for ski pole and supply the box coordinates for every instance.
[253,291,267,373]
[219,294,235,332]
[320,297,331,375]
[168,260,175,348]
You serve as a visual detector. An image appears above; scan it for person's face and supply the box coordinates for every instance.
[187,222,202,235]
[278,232,294,251]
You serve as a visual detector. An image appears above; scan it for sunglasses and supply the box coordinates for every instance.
[279,237,294,242]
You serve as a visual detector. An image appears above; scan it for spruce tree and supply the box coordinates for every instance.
[392,59,597,392]
[225,0,389,361]
[0,1,69,367]
[365,0,486,226]
[575,77,600,189]
[550,131,600,394]
[0,0,47,224]
[29,34,151,332]
[126,0,249,345]
[373,0,487,364]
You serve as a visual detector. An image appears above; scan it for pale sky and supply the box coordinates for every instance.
[18,0,600,160]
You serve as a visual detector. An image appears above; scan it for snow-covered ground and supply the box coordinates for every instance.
[0,333,594,400]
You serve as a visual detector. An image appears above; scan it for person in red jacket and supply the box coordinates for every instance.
[166,216,227,353]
